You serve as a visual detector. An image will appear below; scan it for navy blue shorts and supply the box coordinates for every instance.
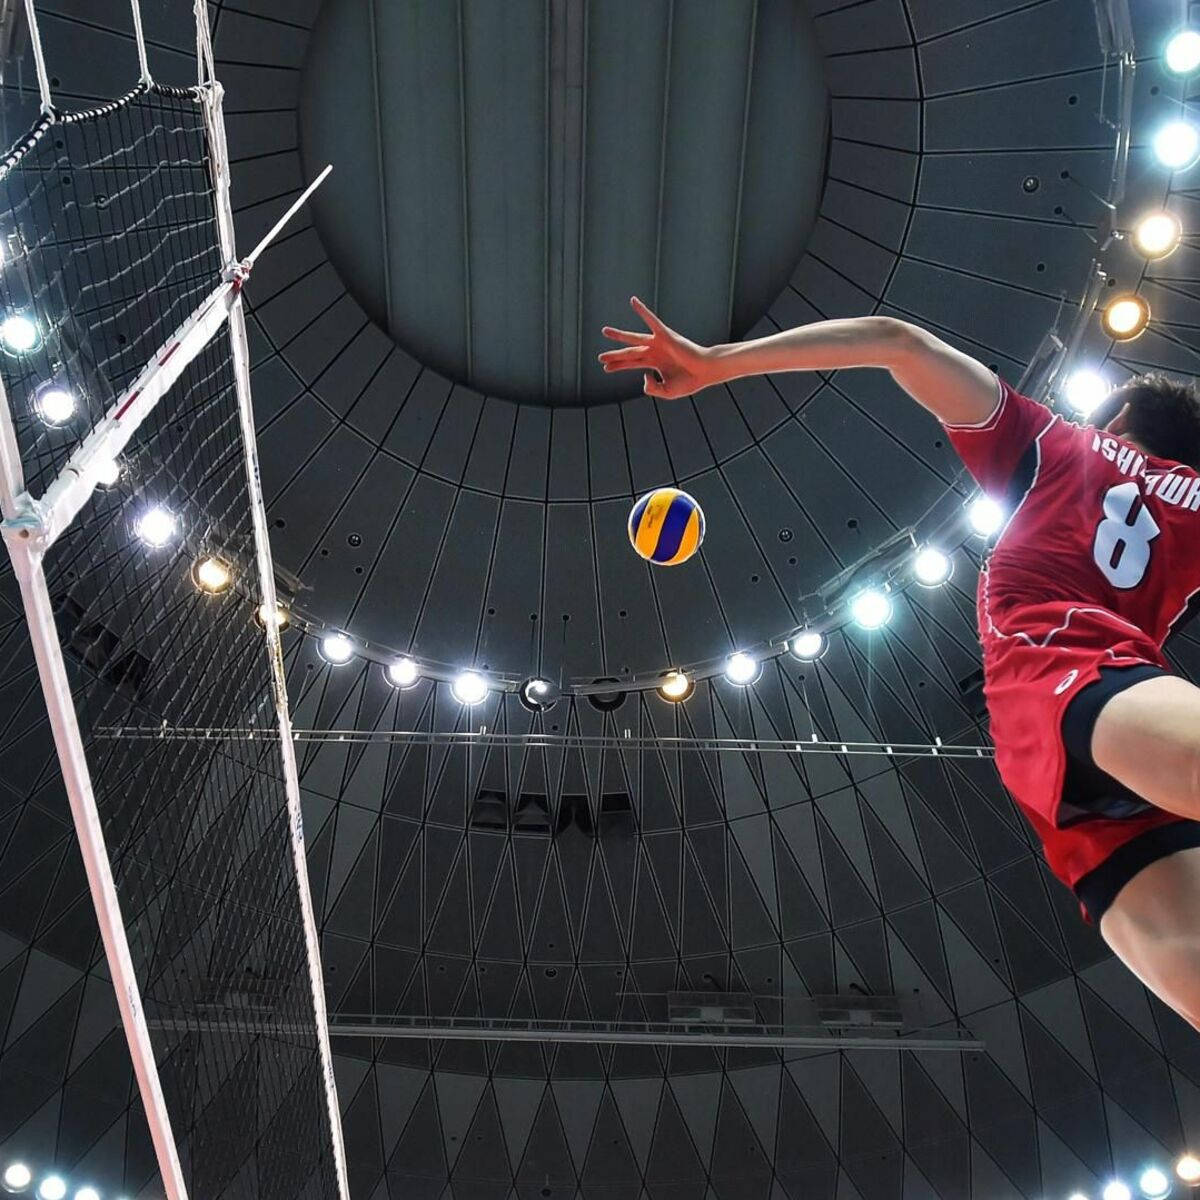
[1063,664,1200,924]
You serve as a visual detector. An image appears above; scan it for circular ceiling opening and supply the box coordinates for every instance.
[300,0,828,406]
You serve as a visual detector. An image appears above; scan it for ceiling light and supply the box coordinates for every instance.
[33,385,74,426]
[1154,120,1200,169]
[386,657,419,688]
[1102,294,1150,341]
[967,495,1005,536]
[1176,1154,1200,1184]
[255,601,291,632]
[319,631,354,664]
[93,456,121,488]
[1063,368,1110,415]
[74,1189,100,1200]
[0,314,39,355]
[1140,1167,1171,1200]
[452,670,488,705]
[790,630,826,661]
[1103,1182,1132,1200]
[658,670,693,702]
[35,1180,65,1200]
[1132,212,1182,259]
[724,652,760,686]
[850,588,892,630]
[3,1163,32,1192]
[192,555,233,595]
[1067,1194,1091,1200]
[519,677,558,711]
[913,546,952,586]
[135,505,176,548]
[1166,29,1200,75]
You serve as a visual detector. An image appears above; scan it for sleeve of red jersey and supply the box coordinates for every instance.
[940,375,1057,497]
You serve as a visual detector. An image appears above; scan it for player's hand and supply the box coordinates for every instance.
[598,296,712,399]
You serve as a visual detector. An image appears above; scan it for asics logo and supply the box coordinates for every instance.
[1054,669,1079,695]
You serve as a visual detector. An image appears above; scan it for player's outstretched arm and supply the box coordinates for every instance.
[599,298,1000,427]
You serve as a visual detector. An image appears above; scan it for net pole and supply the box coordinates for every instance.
[199,78,352,1200]
[21,0,53,113]
[129,0,152,84]
[0,394,190,1200]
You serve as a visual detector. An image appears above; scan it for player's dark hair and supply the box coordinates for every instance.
[1093,372,1200,469]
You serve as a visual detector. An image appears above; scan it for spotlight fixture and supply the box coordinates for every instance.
[519,677,558,711]
[967,495,1004,537]
[724,652,760,686]
[0,313,39,355]
[32,384,74,426]
[1166,29,1200,75]
[1102,294,1150,341]
[1064,368,1110,415]
[1132,212,1182,260]
[319,631,354,664]
[1140,1167,1171,1200]
[657,670,693,702]
[912,546,952,587]
[135,505,177,548]
[386,657,420,688]
[35,1180,65,1200]
[1154,120,1200,170]
[74,1189,100,1200]
[790,630,827,661]
[93,455,121,488]
[255,601,291,632]
[192,555,233,595]
[452,670,489,705]
[850,588,892,630]
[1176,1154,1200,1185]
[1103,1181,1132,1200]
[3,1163,32,1192]
[1067,1194,1091,1200]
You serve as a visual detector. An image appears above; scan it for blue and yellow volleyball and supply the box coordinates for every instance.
[628,488,705,566]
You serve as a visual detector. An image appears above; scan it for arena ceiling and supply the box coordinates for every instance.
[2,2,1200,1200]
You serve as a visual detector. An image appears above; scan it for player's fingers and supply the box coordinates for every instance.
[599,346,650,367]
[643,372,668,398]
[630,295,667,333]
[601,326,653,346]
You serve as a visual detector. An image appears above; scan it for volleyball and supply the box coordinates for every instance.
[627,488,705,566]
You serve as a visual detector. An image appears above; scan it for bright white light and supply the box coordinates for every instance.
[3,1163,32,1191]
[452,671,488,705]
[135,505,176,548]
[74,1189,101,1200]
[319,632,354,664]
[1103,1181,1132,1200]
[0,314,38,354]
[968,496,1005,537]
[790,630,826,661]
[724,652,760,686]
[659,671,692,700]
[1067,1193,1091,1200]
[1176,1154,1200,1184]
[851,589,892,630]
[1140,1167,1171,1199]
[34,386,74,426]
[387,657,419,688]
[1154,120,1200,169]
[1166,29,1200,74]
[36,1180,65,1200]
[913,546,952,586]
[93,456,121,487]
[1065,369,1110,415]
[1133,212,1182,259]
[521,677,557,709]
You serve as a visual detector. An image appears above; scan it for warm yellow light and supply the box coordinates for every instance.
[255,601,290,631]
[1176,1153,1200,1185]
[658,670,693,702]
[192,555,233,595]
[1102,295,1150,341]
[1133,212,1182,259]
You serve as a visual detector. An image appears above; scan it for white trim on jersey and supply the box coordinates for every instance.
[941,373,1007,431]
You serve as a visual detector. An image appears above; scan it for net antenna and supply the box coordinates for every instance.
[0,4,344,1198]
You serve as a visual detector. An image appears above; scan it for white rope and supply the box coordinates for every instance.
[129,0,152,83]
[193,0,216,87]
[22,0,52,114]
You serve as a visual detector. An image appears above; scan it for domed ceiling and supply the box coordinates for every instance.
[2,3,1200,1200]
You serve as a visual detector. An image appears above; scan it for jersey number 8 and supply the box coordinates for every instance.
[1092,480,1160,589]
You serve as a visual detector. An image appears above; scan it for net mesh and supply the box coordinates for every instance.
[0,88,341,1199]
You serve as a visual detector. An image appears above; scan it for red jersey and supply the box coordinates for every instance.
[941,376,1200,907]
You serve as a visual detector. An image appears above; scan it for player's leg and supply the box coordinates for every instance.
[1089,674,1200,820]
[1095,846,1200,1032]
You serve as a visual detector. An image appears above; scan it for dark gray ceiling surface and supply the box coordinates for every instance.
[2,2,1200,1200]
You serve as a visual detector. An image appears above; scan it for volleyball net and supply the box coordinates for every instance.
[0,5,347,1198]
